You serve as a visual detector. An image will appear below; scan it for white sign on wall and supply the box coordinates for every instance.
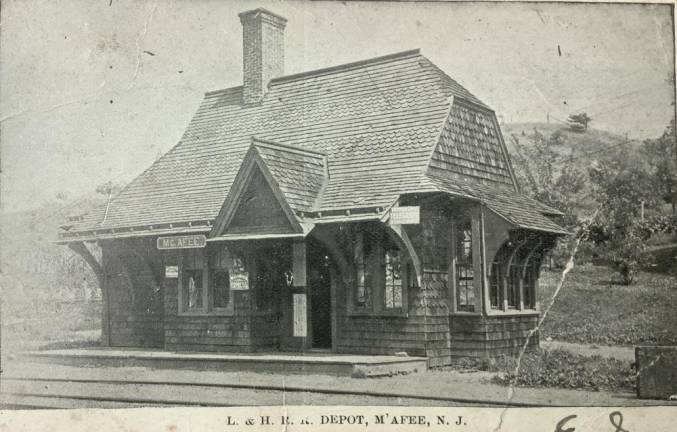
[165,266,179,278]
[391,206,420,225]
[293,293,307,337]
[229,271,249,290]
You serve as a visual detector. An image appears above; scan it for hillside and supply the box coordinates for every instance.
[501,122,638,167]
[499,122,646,217]
[0,194,105,317]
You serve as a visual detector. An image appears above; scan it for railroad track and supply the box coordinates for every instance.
[0,376,540,409]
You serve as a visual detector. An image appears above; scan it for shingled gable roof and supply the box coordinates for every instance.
[59,48,564,242]
[210,138,326,239]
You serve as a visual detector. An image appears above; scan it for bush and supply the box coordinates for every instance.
[491,349,635,392]
[599,224,652,285]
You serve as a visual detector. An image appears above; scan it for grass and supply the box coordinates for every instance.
[537,264,677,346]
[1,300,101,354]
[493,349,635,392]
[444,348,635,392]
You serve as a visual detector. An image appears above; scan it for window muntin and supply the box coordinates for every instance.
[455,221,475,312]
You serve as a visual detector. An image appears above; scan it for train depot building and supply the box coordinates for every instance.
[59,8,566,367]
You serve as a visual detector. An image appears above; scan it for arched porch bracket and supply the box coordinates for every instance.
[68,241,104,291]
[385,223,422,288]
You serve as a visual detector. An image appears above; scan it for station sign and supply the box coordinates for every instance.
[157,234,207,250]
[390,206,420,225]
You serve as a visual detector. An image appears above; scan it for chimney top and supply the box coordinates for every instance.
[239,8,287,104]
[238,8,288,29]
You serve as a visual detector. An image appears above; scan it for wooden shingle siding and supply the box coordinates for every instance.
[333,269,452,367]
[163,276,254,352]
[449,314,539,357]
[250,312,279,349]
[432,101,513,186]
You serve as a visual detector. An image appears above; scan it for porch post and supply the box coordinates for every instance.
[480,207,491,315]
[471,208,483,313]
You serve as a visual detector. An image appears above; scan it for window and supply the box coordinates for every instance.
[490,262,502,309]
[210,268,230,308]
[507,261,520,308]
[349,223,407,314]
[384,250,402,309]
[182,269,204,312]
[523,253,540,309]
[455,221,475,312]
[354,231,367,307]
[179,247,235,314]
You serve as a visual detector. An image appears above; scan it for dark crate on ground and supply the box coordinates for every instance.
[636,346,677,399]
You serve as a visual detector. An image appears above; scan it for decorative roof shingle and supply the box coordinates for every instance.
[61,49,565,240]
[251,138,327,213]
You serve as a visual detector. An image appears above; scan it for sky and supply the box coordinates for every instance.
[1,0,675,213]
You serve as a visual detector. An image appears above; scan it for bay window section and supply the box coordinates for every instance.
[488,236,546,313]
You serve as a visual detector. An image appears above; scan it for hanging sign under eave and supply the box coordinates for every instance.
[157,234,207,250]
[390,206,420,225]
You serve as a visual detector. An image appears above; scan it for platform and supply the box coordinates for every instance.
[22,348,427,377]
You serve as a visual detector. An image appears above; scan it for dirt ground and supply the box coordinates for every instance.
[2,358,674,408]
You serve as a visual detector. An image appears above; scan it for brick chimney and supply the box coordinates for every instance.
[239,8,287,104]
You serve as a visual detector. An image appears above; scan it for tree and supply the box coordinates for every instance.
[95,180,124,197]
[643,120,677,214]
[567,112,592,132]
[588,148,660,284]
[510,129,585,228]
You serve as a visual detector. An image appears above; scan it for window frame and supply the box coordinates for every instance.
[178,247,236,316]
[449,216,482,315]
[383,248,405,310]
[347,223,409,317]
